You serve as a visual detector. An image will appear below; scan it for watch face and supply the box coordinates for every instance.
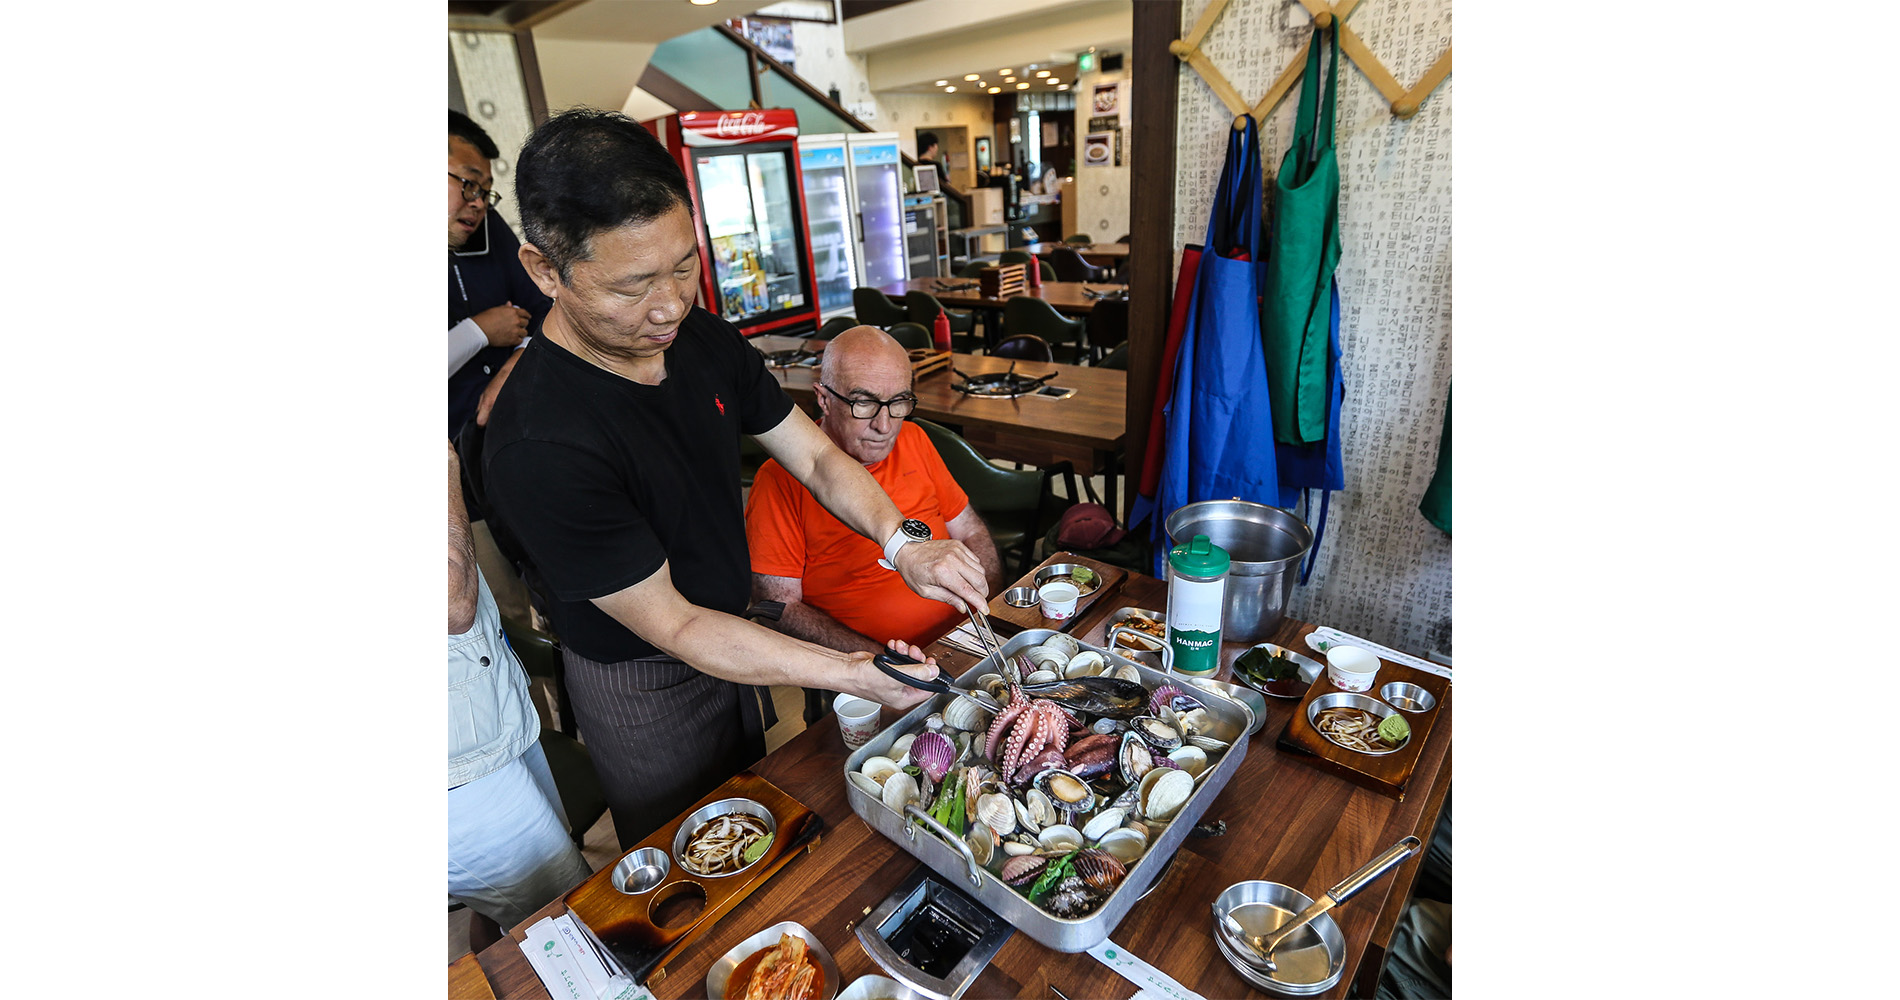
[902,518,932,541]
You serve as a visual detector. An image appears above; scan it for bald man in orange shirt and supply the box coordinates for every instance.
[746,327,1004,652]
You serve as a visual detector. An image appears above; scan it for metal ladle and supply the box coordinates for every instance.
[1217,835,1422,972]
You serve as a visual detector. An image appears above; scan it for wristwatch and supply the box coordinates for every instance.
[879,518,932,569]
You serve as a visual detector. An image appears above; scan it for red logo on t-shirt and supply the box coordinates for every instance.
[714,394,725,415]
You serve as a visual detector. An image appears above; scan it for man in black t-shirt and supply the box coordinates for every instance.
[482,110,990,848]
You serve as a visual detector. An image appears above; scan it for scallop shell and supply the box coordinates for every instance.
[1096,826,1148,864]
[1063,650,1107,678]
[1024,669,1060,685]
[889,733,917,759]
[999,853,1048,886]
[1167,745,1208,776]
[1147,684,1186,716]
[1082,807,1127,842]
[977,791,1018,836]
[882,771,920,813]
[860,756,901,785]
[1073,848,1128,894]
[912,731,956,782]
[847,771,882,797]
[942,696,992,734]
[1043,634,1082,659]
[1140,768,1193,822]
[1037,824,1083,853]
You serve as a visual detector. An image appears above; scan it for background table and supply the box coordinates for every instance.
[878,277,1115,319]
[473,578,1451,1000]
[1027,241,1130,268]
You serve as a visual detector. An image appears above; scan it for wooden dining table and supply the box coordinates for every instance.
[1027,241,1130,268]
[877,277,1120,319]
[470,572,1452,1000]
[752,336,1128,512]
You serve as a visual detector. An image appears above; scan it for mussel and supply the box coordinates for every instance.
[1018,675,1148,719]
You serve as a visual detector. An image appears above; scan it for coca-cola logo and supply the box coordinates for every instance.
[713,112,770,138]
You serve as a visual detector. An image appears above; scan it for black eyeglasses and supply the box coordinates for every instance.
[820,383,917,420]
[449,173,503,208]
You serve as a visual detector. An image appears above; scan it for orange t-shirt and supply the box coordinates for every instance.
[745,422,970,647]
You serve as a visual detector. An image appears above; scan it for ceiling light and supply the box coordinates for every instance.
[1005,77,1017,83]
[964,74,980,81]
[1000,68,1014,75]
[1047,78,1061,85]
[944,86,957,92]
[690,0,718,5]
[1058,84,1070,91]
[988,87,1001,94]
[935,80,948,86]
[1035,70,1051,78]
[1016,82,1030,89]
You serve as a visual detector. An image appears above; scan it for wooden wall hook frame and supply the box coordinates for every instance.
[1171,0,1452,126]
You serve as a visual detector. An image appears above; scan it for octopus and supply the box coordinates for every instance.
[984,685,1074,781]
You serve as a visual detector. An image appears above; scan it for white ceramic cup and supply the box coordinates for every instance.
[1325,645,1381,692]
[1038,580,1081,620]
[834,693,882,750]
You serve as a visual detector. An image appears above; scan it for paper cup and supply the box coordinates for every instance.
[1038,581,1081,620]
[834,693,882,750]
[1324,645,1381,693]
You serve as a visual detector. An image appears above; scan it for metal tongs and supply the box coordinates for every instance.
[871,646,1004,714]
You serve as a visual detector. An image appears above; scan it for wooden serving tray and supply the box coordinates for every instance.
[563,771,824,987]
[1274,655,1451,800]
[985,550,1128,638]
[908,348,952,379]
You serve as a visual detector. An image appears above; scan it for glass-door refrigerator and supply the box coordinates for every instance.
[846,132,909,290]
[645,110,821,337]
[796,137,856,319]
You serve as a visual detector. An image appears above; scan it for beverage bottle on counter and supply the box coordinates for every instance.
[1166,534,1230,676]
[932,307,952,352]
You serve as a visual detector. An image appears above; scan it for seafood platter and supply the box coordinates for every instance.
[984,554,1127,635]
[843,628,1253,954]
[1274,648,1451,800]
[563,772,824,986]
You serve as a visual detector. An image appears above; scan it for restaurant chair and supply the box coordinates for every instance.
[913,418,1077,576]
[816,315,859,340]
[1096,340,1130,370]
[956,260,989,278]
[1050,246,1110,284]
[884,322,934,352]
[851,286,908,327]
[998,250,1033,265]
[502,612,577,738]
[1064,233,1094,244]
[1002,296,1084,362]
[903,290,980,352]
[497,617,607,849]
[988,333,1056,363]
[1083,298,1129,365]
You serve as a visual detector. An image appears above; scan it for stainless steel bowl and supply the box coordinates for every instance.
[671,797,778,878]
[1211,881,1344,995]
[1306,692,1406,756]
[1002,586,1038,608]
[1380,681,1437,713]
[1033,563,1101,597]
[612,847,670,895]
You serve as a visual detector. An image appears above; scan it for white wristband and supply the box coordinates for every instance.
[881,527,910,569]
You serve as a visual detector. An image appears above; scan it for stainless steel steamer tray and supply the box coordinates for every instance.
[844,629,1251,953]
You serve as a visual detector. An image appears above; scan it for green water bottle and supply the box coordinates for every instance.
[1166,534,1230,676]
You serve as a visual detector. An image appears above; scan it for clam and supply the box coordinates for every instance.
[1187,733,1231,753]
[1110,662,1143,682]
[1090,717,1124,736]
[1063,650,1107,678]
[1025,645,1070,672]
[1096,826,1148,864]
[1167,745,1208,777]
[999,853,1047,886]
[923,713,945,732]
[1002,834,1040,856]
[1042,634,1081,659]
[860,756,901,786]
[882,771,921,813]
[942,696,992,734]
[1082,806,1128,842]
[1073,848,1128,894]
[1037,824,1083,854]
[978,673,1010,702]
[1117,729,1155,785]
[847,771,882,797]
[889,733,917,760]
[964,824,996,868]
[1035,768,1096,813]
[1018,787,1057,832]
[912,731,956,782]
[976,792,1018,836]
[1132,715,1183,752]
[1024,669,1061,685]
[1139,768,1193,822]
[1177,708,1215,737]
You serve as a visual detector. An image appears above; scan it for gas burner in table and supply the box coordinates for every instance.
[951,363,1055,399]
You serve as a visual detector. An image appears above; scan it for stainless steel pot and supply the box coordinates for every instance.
[1164,500,1313,643]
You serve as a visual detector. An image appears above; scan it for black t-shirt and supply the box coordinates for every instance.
[481,308,796,663]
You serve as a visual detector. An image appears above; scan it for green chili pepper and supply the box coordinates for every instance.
[1028,851,1078,902]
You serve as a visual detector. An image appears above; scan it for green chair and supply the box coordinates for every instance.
[956,260,990,278]
[1064,233,1094,244]
[988,334,1054,363]
[904,290,980,352]
[1083,297,1129,365]
[852,287,907,327]
[885,322,933,351]
[1096,340,1130,370]
[816,315,859,340]
[1002,296,1085,363]
[998,249,1033,265]
[913,418,1075,576]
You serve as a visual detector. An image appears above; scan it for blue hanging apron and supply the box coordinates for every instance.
[1148,117,1296,576]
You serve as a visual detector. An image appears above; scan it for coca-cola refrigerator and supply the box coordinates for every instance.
[645,110,821,337]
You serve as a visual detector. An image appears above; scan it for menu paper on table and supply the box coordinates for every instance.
[518,916,652,1000]
[1086,938,1207,1000]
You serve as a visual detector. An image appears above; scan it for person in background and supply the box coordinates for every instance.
[747,326,1002,653]
[916,131,940,169]
[480,110,989,848]
[447,441,591,935]
[449,110,552,440]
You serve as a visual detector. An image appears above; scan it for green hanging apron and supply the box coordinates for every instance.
[1261,25,1342,446]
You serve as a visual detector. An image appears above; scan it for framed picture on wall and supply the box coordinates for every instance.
[975,137,992,170]
[1083,132,1112,167]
